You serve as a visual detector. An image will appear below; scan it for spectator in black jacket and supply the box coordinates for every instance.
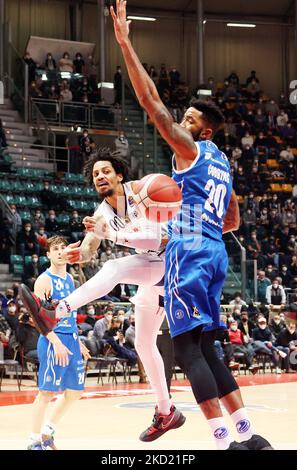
[238,310,255,339]
[45,210,60,236]
[252,317,282,372]
[17,222,40,257]
[16,309,39,360]
[39,181,58,211]
[275,322,297,372]
[69,210,84,242]
[22,254,44,290]
[269,314,286,338]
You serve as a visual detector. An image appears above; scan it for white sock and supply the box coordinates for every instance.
[208,417,233,450]
[231,408,254,442]
[41,423,55,436]
[158,399,172,416]
[30,433,40,442]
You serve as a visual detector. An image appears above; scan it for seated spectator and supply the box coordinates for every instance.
[280,122,296,146]
[69,210,84,242]
[266,278,286,307]
[116,309,129,335]
[22,254,44,291]
[254,111,267,132]
[257,270,271,304]
[69,264,86,287]
[9,204,22,233]
[39,180,57,210]
[247,230,262,260]
[114,131,130,159]
[73,52,85,74]
[0,312,12,358]
[4,299,19,332]
[83,257,99,281]
[275,322,297,372]
[45,210,60,237]
[103,317,137,367]
[246,70,259,85]
[44,52,56,71]
[59,52,73,72]
[246,79,261,99]
[265,99,279,117]
[169,66,180,89]
[229,320,258,373]
[46,84,59,100]
[60,84,73,102]
[238,309,255,339]
[17,221,39,257]
[279,146,294,163]
[16,309,39,361]
[276,110,289,127]
[269,314,286,338]
[31,208,45,232]
[80,129,95,165]
[36,226,48,255]
[252,316,283,372]
[100,247,116,263]
[93,309,113,343]
[279,264,293,288]
[230,292,247,309]
[241,131,254,148]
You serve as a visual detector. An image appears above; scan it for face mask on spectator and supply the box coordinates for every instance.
[49,215,55,221]
[87,308,95,316]
[274,320,281,325]
[282,267,287,272]
[259,323,266,330]
[230,325,237,331]
[118,315,125,322]
[32,257,38,264]
[25,226,31,232]
[106,314,112,321]
[8,306,16,313]
[272,283,278,289]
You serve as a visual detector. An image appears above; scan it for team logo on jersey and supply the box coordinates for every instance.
[214,427,229,439]
[53,278,64,291]
[63,319,69,324]
[192,306,200,318]
[128,196,135,207]
[175,309,184,320]
[205,152,212,160]
[55,378,61,386]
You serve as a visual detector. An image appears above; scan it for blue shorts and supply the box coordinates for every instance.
[164,237,228,338]
[37,332,85,392]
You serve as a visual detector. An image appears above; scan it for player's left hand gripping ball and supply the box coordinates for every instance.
[20,284,57,335]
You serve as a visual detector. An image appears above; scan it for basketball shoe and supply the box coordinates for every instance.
[241,434,274,450]
[139,405,186,442]
[42,432,57,450]
[27,441,43,450]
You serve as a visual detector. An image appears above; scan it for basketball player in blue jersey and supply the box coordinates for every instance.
[27,236,90,450]
[110,0,273,450]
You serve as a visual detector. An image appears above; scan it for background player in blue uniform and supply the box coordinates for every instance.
[111,0,273,450]
[28,236,90,450]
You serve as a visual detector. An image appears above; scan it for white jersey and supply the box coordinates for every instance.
[94,182,167,255]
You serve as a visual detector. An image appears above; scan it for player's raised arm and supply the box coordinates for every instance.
[110,0,197,163]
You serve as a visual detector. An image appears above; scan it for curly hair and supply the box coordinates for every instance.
[189,98,225,135]
[84,147,130,186]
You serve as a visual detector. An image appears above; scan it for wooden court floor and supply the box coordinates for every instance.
[0,375,296,450]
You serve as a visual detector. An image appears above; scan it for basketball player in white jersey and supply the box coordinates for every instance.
[24,148,186,442]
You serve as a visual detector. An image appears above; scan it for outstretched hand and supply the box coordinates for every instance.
[110,0,132,45]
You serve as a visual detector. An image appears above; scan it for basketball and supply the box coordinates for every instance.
[133,174,182,222]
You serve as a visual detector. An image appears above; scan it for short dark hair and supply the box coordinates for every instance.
[189,98,225,135]
[84,147,130,185]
